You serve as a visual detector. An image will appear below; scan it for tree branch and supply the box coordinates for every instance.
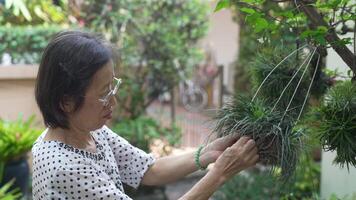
[297,0,356,74]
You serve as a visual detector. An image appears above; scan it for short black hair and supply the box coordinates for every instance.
[35,30,112,129]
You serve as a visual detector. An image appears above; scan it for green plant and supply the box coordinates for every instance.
[215,0,356,76]
[0,180,22,200]
[250,46,312,115]
[328,193,356,200]
[0,115,42,163]
[214,152,321,200]
[281,154,321,200]
[0,25,63,64]
[214,170,281,200]
[111,116,181,152]
[214,95,303,180]
[0,0,69,25]
[82,0,209,119]
[314,81,356,169]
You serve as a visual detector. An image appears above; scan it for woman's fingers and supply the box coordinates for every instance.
[244,146,258,161]
[234,136,250,146]
[244,139,256,151]
[219,133,241,147]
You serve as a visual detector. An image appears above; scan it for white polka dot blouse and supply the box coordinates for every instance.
[32,125,155,199]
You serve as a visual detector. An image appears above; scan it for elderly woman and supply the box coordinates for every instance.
[32,31,258,200]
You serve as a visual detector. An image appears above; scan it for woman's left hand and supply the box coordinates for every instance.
[199,134,240,167]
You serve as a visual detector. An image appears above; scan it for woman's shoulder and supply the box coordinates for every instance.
[92,125,130,145]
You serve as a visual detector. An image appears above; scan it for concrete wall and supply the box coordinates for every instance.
[0,65,43,126]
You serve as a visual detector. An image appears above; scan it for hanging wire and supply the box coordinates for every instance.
[278,48,318,125]
[252,44,309,102]
[271,47,317,112]
[296,52,321,122]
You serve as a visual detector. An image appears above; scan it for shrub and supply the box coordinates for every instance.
[214,154,321,200]
[0,25,62,64]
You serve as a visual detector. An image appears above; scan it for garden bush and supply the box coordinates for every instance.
[0,25,62,64]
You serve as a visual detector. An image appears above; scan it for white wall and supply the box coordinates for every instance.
[322,32,356,199]
[199,1,239,92]
[321,151,356,199]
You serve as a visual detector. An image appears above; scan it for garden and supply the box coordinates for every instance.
[0,0,355,199]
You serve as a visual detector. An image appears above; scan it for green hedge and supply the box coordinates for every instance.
[0,26,63,64]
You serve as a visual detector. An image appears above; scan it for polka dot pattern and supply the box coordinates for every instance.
[32,125,155,199]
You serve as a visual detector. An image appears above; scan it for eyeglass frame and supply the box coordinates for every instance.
[98,77,122,107]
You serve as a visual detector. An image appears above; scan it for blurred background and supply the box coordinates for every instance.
[0,0,355,199]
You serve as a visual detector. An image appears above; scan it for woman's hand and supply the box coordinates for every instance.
[210,136,259,183]
[199,134,240,167]
[179,136,259,200]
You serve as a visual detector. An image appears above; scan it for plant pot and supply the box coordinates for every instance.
[0,158,29,197]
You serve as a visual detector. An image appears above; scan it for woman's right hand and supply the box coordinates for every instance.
[210,136,259,183]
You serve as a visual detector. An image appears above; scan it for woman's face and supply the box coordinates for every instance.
[67,60,117,131]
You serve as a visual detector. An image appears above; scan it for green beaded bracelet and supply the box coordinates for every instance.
[195,145,207,170]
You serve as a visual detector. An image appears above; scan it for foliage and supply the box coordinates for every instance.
[81,0,209,119]
[214,153,320,200]
[0,180,22,200]
[215,0,356,74]
[0,0,69,25]
[249,45,331,115]
[214,170,281,200]
[215,0,355,45]
[232,0,316,94]
[111,116,181,152]
[250,46,312,115]
[281,154,321,200]
[0,115,42,163]
[328,193,356,200]
[0,25,62,64]
[314,81,356,169]
[214,95,303,180]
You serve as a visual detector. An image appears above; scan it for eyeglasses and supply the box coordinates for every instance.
[98,77,122,107]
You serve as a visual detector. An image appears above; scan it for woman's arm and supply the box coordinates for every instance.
[178,167,225,200]
[141,150,197,185]
[141,134,240,186]
[180,137,259,200]
[142,136,258,199]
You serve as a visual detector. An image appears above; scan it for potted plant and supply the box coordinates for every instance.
[0,180,22,200]
[0,115,41,197]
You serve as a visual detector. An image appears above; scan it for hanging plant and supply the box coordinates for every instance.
[315,81,356,169]
[250,47,310,114]
[214,95,304,180]
[249,46,329,116]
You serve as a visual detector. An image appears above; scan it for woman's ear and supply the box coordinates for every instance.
[60,95,75,113]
